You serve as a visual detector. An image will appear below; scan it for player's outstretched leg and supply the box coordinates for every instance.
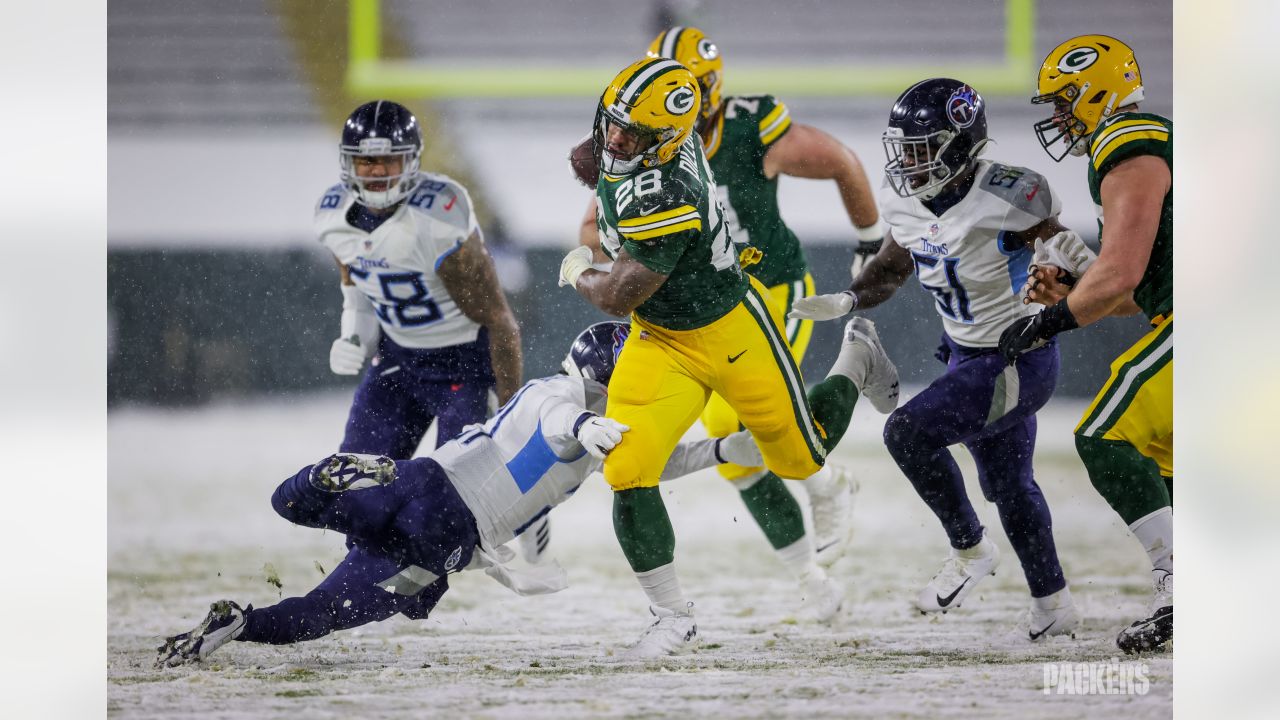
[157,546,448,667]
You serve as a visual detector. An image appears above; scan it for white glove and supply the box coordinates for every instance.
[574,413,630,460]
[559,246,594,288]
[330,335,368,375]
[788,291,856,321]
[1031,231,1096,278]
[716,430,764,468]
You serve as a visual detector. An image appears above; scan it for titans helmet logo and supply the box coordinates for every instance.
[611,325,630,364]
[946,85,980,129]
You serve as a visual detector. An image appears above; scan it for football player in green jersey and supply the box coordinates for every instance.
[575,26,885,574]
[999,35,1173,654]
[559,58,898,658]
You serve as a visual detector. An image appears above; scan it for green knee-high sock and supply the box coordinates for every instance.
[739,474,807,550]
[808,375,859,453]
[1164,475,1173,503]
[1075,435,1172,525]
[613,487,676,573]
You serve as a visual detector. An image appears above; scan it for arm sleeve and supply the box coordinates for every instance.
[339,284,381,352]
[531,378,595,460]
[658,438,723,480]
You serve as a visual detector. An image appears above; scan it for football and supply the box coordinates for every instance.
[568,134,599,188]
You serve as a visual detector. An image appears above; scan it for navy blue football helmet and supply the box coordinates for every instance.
[882,78,990,200]
[562,321,631,386]
[339,100,423,209]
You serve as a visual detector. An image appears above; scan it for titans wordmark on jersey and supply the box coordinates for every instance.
[881,159,1061,347]
[315,172,482,349]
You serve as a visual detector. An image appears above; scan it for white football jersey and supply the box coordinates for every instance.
[433,375,605,550]
[316,172,482,349]
[882,159,1061,347]
[434,374,724,550]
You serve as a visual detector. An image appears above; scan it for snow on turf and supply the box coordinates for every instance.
[109,391,1171,718]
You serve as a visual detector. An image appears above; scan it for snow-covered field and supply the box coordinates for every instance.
[108,391,1171,719]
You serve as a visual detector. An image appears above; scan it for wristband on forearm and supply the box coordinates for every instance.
[572,412,596,438]
[1039,299,1080,338]
[855,219,884,242]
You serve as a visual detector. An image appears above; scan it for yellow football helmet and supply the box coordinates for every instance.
[1033,35,1145,161]
[647,26,723,131]
[594,57,701,176]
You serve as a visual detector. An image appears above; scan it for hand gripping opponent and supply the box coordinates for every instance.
[573,412,630,460]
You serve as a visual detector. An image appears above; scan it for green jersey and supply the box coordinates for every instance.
[1087,111,1173,320]
[703,94,808,288]
[595,135,748,330]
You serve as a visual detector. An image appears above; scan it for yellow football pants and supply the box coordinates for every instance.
[1075,313,1173,476]
[700,274,815,480]
[603,278,826,492]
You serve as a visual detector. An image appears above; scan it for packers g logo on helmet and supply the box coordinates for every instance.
[1033,35,1144,162]
[648,26,724,129]
[666,86,696,115]
[1057,47,1100,73]
[593,58,701,176]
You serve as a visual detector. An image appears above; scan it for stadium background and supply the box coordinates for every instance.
[107,0,1170,408]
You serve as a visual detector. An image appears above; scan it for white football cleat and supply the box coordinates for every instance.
[916,534,1001,614]
[841,317,900,413]
[156,600,246,667]
[517,516,552,564]
[805,466,858,568]
[1028,588,1081,641]
[798,572,846,623]
[617,603,699,660]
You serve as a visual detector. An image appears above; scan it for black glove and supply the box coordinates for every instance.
[998,299,1079,365]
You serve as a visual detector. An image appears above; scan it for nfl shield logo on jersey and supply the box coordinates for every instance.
[929,223,941,237]
[363,239,373,251]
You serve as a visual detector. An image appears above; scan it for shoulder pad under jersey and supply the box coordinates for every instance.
[401,172,478,238]
[977,162,1058,221]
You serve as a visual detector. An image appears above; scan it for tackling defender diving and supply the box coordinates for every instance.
[156,323,763,667]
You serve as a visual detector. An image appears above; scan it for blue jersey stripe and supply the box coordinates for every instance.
[997,230,1033,296]
[506,421,561,494]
